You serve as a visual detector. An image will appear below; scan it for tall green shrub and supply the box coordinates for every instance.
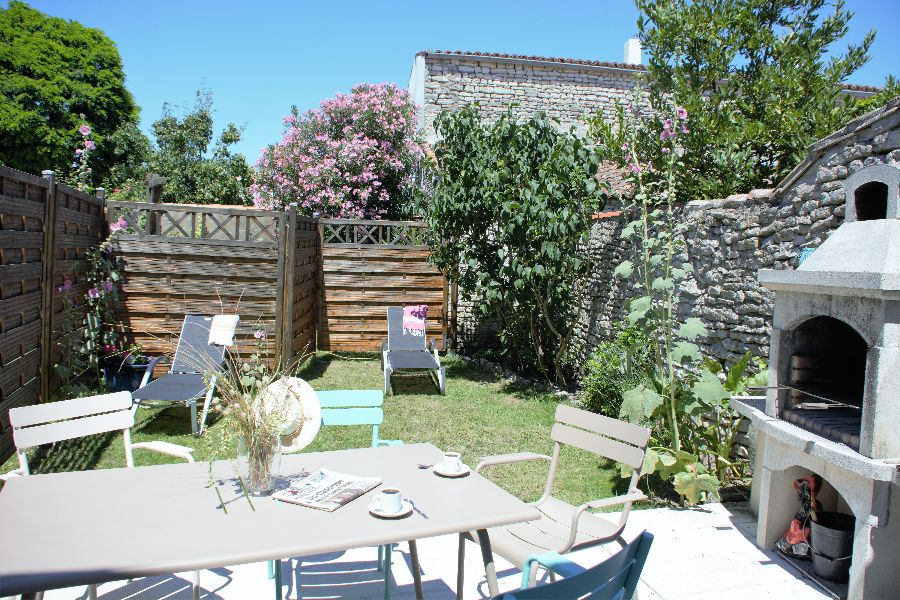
[427,107,604,384]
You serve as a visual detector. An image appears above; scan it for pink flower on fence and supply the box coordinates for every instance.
[254,330,267,340]
[57,276,74,294]
[75,148,84,156]
[84,140,96,151]
[102,280,114,293]
[87,288,100,300]
[78,124,91,136]
[109,218,128,233]
[676,107,688,120]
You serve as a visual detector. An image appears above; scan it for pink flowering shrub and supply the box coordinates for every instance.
[252,83,424,218]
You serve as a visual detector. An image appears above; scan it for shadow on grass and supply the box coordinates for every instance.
[19,430,117,474]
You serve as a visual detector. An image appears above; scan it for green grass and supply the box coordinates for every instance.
[1,353,630,506]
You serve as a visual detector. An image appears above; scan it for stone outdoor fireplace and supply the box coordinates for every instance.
[735,163,900,599]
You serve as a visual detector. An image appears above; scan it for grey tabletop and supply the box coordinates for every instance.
[0,442,540,596]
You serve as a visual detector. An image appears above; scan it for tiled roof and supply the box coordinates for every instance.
[420,50,646,71]
[839,82,881,94]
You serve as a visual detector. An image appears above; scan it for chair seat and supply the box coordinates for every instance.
[133,373,208,403]
[486,497,624,568]
[386,351,440,370]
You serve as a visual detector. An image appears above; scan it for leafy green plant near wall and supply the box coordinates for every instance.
[589,92,765,503]
[580,326,653,418]
[426,106,605,385]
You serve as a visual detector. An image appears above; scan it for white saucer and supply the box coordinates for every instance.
[433,463,471,478]
[368,499,413,519]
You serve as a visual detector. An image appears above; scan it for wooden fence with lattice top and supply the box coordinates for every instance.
[318,218,446,352]
[106,201,318,370]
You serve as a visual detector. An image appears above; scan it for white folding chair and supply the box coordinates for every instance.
[1,391,199,600]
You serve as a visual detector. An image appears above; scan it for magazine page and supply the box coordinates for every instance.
[273,467,381,511]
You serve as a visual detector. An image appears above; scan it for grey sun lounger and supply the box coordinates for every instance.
[133,315,232,435]
[381,306,446,395]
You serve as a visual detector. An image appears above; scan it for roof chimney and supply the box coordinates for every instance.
[624,38,642,65]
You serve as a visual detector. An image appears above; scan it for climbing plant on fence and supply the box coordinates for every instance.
[426,106,604,384]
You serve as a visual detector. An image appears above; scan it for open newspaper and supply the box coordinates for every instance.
[272,468,381,511]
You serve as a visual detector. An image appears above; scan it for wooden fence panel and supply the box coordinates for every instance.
[318,219,446,352]
[284,214,319,363]
[0,168,104,460]
[108,202,287,369]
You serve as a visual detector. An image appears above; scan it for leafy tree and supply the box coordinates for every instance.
[0,1,138,180]
[107,89,252,205]
[637,0,878,199]
[252,83,423,218]
[427,107,604,384]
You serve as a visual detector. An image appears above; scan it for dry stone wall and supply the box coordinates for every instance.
[570,101,900,375]
[421,54,642,140]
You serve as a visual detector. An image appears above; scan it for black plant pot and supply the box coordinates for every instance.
[811,512,855,582]
[104,361,151,393]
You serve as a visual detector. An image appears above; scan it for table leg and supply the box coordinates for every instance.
[476,529,500,598]
[409,540,424,600]
[456,533,466,600]
[274,558,283,600]
[383,543,393,600]
[192,570,201,600]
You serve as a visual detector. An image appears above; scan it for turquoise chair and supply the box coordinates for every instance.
[271,389,403,600]
[497,531,653,600]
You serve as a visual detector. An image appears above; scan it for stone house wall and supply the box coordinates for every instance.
[414,52,644,142]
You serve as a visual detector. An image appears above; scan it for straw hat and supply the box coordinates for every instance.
[260,377,321,453]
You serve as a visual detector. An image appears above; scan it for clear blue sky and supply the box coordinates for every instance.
[11,0,900,163]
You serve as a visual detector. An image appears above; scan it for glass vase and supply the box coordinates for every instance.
[236,435,282,496]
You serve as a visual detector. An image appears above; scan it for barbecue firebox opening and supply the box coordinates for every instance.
[853,181,888,221]
[781,316,866,450]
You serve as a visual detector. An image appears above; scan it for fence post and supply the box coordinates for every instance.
[315,215,325,350]
[38,170,57,404]
[145,174,166,235]
[281,205,298,369]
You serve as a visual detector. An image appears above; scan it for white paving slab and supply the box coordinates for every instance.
[37,503,829,600]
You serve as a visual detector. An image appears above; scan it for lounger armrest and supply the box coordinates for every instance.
[0,468,24,481]
[475,452,552,473]
[131,440,195,463]
[139,355,169,388]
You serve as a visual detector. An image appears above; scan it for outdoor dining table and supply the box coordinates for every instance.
[0,442,540,599]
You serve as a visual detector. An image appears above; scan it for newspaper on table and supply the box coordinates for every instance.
[272,468,381,511]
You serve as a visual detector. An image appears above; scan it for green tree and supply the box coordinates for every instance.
[107,89,252,205]
[0,1,138,180]
[637,0,879,199]
[427,107,604,384]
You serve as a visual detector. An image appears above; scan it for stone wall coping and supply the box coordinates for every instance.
[419,50,646,77]
[590,210,624,220]
[733,397,900,483]
[684,188,776,210]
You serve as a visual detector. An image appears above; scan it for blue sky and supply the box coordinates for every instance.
[12,0,900,163]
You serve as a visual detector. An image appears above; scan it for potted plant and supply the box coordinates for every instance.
[103,343,151,392]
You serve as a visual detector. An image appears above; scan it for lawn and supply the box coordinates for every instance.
[1,353,629,507]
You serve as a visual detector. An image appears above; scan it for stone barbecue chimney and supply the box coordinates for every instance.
[624,38,642,65]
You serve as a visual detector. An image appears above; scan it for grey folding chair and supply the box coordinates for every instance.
[133,315,231,434]
[381,306,445,395]
[459,404,651,589]
[0,391,199,600]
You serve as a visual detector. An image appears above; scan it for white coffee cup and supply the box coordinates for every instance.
[373,487,403,513]
[442,451,463,473]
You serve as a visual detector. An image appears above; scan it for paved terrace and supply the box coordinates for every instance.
[38,503,827,600]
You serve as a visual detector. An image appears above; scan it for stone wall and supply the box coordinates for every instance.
[570,99,900,374]
[419,53,643,141]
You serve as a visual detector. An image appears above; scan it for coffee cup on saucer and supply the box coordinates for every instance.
[442,451,463,474]
[373,487,403,514]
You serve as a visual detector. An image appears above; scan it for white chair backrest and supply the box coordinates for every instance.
[9,391,136,474]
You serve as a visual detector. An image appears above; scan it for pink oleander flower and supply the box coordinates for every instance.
[102,280,114,293]
[84,140,96,151]
[87,287,100,299]
[109,217,128,233]
[78,124,91,136]
[254,330,267,340]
